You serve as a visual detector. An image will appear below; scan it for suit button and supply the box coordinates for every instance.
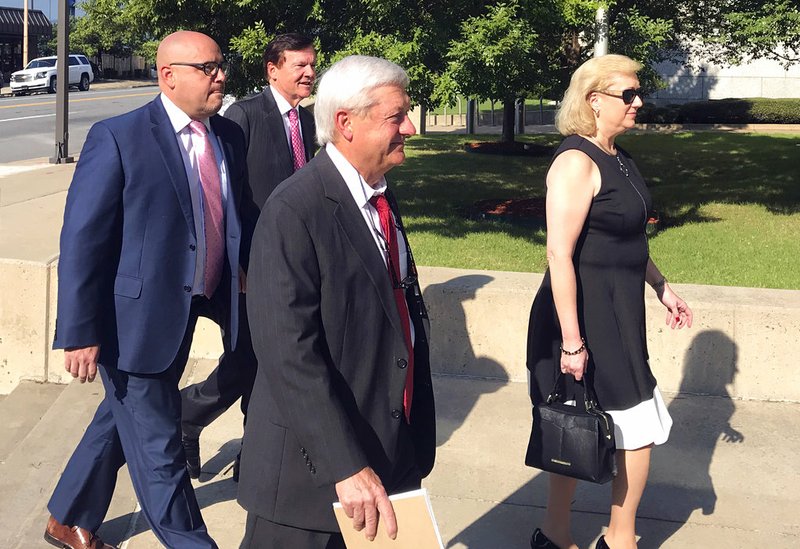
[397,358,408,369]
[310,466,316,474]
[300,447,307,456]
[189,244,196,251]
[183,285,192,293]
[391,409,402,419]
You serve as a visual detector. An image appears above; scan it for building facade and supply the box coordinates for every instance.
[651,49,800,104]
[0,7,52,82]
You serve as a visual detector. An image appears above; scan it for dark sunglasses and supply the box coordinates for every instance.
[597,87,645,105]
[169,60,228,77]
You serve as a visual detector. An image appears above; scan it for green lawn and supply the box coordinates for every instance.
[391,132,800,290]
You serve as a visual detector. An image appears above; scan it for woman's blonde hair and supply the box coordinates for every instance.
[555,54,643,136]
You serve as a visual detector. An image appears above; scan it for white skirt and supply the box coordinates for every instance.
[606,386,672,450]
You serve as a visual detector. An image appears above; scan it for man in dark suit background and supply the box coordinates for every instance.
[225,32,317,207]
[44,30,255,549]
[180,33,317,480]
[238,55,436,548]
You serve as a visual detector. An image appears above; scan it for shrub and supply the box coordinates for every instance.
[637,103,681,124]
[675,98,800,124]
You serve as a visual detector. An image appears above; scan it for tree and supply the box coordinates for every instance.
[443,2,557,142]
[684,0,800,68]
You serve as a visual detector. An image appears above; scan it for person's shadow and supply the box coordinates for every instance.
[446,329,743,548]
[636,329,743,547]
[422,274,508,446]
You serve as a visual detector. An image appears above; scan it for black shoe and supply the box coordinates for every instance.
[232,452,241,482]
[596,535,610,549]
[182,435,201,479]
[531,528,560,549]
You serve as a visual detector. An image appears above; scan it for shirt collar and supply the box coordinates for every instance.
[160,93,211,134]
[325,143,388,209]
[269,85,296,117]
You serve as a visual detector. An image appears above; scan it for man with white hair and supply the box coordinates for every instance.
[237,55,436,548]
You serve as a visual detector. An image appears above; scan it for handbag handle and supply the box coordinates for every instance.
[545,372,604,413]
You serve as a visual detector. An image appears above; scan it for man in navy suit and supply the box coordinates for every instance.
[44,30,256,549]
[180,33,317,481]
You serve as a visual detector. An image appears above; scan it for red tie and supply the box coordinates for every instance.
[288,108,306,172]
[189,120,224,298]
[370,194,414,423]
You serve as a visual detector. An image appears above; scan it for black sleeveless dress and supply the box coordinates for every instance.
[527,134,657,414]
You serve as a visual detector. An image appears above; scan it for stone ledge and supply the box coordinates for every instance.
[2,262,798,401]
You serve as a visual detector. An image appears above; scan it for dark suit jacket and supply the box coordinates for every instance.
[238,149,436,532]
[225,87,316,209]
[53,98,256,374]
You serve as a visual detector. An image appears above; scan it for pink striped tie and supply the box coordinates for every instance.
[288,108,306,172]
[189,120,224,298]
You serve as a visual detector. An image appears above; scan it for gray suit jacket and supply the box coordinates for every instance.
[238,149,436,532]
[225,87,316,209]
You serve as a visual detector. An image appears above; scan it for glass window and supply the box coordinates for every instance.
[26,58,56,69]
[68,56,79,66]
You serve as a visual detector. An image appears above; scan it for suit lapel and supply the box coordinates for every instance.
[300,107,316,161]
[149,99,195,236]
[315,151,404,338]
[262,89,295,174]
[210,116,242,241]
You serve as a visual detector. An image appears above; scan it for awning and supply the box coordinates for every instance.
[0,8,53,38]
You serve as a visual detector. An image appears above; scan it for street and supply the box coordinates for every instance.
[0,86,158,163]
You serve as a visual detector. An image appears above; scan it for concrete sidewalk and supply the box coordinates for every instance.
[1,359,797,548]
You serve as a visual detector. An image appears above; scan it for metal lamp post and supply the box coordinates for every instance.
[50,0,73,164]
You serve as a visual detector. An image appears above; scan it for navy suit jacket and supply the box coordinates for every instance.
[224,87,316,209]
[53,97,255,375]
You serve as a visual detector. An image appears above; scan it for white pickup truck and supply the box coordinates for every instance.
[10,54,95,96]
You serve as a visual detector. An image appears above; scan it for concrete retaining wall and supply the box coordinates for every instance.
[2,263,798,401]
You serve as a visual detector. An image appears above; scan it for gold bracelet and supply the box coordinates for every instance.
[560,338,586,356]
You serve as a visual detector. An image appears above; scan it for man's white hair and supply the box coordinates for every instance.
[314,55,409,146]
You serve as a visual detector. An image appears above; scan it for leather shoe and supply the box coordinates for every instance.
[595,535,610,549]
[530,528,560,549]
[182,434,201,479]
[44,515,116,549]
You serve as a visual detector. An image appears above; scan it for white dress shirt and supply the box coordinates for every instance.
[326,143,414,341]
[270,85,306,156]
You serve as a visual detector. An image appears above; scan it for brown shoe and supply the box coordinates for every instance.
[44,516,116,549]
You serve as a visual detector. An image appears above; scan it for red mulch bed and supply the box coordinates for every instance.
[465,141,555,156]
[474,197,546,217]
[467,197,547,227]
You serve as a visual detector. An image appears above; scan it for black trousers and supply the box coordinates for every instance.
[181,293,258,438]
[240,515,346,549]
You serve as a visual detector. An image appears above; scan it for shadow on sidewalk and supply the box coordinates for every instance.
[446,329,742,548]
[423,274,507,445]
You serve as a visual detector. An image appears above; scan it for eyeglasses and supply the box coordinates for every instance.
[596,87,645,105]
[169,60,228,77]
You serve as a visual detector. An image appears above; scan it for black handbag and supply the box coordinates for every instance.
[525,373,617,484]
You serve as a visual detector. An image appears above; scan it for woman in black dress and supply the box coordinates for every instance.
[526,55,693,549]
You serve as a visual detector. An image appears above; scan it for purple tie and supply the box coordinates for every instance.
[189,120,224,298]
[288,108,306,172]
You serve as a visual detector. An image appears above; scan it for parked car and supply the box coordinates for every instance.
[9,54,94,96]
